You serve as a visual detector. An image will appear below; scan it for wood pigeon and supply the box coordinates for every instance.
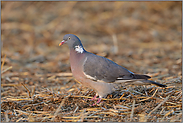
[59,34,166,106]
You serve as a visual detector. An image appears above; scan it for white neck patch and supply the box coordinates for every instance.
[75,45,84,53]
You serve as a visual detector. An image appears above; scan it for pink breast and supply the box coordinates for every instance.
[69,50,86,83]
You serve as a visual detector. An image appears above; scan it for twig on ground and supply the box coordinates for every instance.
[51,94,70,121]
[147,95,170,116]
[21,83,31,98]
[130,99,135,121]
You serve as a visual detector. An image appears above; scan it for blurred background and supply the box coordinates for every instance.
[1,0,182,98]
[1,1,181,74]
[1,1,182,122]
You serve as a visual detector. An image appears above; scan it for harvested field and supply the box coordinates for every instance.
[1,1,182,122]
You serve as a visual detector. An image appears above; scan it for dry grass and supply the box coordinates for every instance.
[1,1,182,122]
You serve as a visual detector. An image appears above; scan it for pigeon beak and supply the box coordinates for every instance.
[59,40,66,46]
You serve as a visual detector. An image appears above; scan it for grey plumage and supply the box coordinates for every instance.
[83,52,152,83]
[59,34,167,106]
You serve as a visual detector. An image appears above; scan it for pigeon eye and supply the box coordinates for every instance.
[68,37,71,40]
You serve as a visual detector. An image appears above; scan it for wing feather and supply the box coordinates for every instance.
[83,52,133,82]
[82,52,165,87]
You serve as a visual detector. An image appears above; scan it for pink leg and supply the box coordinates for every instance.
[84,94,98,101]
[90,95,98,101]
[96,98,102,104]
[90,98,102,106]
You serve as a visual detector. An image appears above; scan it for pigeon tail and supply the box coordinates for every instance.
[147,80,167,87]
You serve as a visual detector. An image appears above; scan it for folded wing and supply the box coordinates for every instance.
[83,52,151,83]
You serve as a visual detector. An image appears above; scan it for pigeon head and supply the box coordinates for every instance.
[59,34,85,53]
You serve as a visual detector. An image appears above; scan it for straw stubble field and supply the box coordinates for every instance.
[1,1,182,122]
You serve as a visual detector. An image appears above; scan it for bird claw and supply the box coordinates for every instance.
[84,95,98,101]
[90,103,96,106]
[90,98,102,106]
[90,95,98,101]
[84,95,102,106]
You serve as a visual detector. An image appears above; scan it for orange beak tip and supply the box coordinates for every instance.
[59,40,66,46]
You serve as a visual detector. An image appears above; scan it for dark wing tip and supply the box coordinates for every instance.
[149,80,167,87]
[158,83,167,88]
[133,74,151,79]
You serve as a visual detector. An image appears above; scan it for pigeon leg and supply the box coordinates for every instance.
[90,98,102,106]
[90,94,98,101]
[84,93,98,101]
[96,98,102,104]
